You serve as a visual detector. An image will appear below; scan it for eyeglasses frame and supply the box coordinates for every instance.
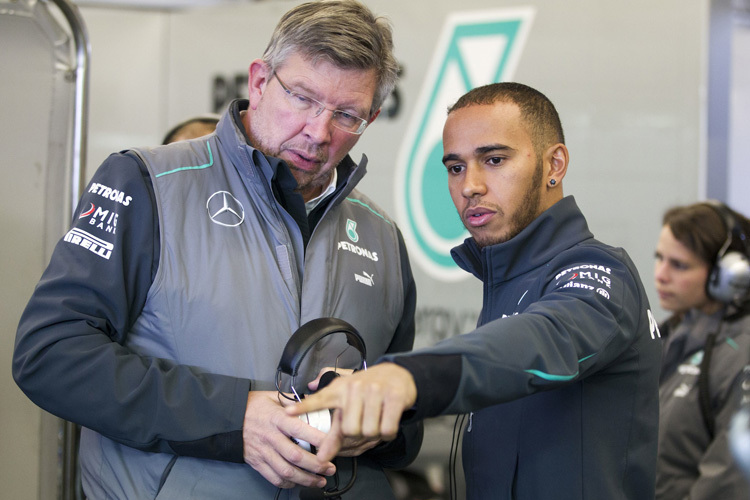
[272,72,370,135]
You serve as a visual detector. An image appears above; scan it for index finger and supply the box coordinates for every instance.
[286,387,339,416]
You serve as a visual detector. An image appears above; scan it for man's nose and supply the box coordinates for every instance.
[462,164,487,198]
[304,109,335,144]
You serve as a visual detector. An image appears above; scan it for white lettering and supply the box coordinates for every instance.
[561,281,595,291]
[337,241,379,262]
[555,264,612,281]
[678,364,700,376]
[354,272,374,286]
[93,207,110,219]
[674,383,691,398]
[87,183,132,207]
[647,309,661,339]
[64,228,114,260]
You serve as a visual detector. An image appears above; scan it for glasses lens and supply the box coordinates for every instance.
[333,112,365,134]
[288,93,316,111]
[276,73,366,135]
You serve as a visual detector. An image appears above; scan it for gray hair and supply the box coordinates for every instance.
[262,0,399,117]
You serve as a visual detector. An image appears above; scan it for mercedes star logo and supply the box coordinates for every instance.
[206,190,245,227]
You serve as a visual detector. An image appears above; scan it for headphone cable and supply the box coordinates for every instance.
[448,414,466,500]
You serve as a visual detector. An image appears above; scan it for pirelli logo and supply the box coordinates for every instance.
[64,228,114,260]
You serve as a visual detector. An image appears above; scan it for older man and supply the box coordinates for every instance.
[13,1,420,498]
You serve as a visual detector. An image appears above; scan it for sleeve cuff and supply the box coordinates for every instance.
[389,354,462,420]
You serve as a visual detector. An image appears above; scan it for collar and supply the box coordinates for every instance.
[451,196,593,282]
[304,168,338,215]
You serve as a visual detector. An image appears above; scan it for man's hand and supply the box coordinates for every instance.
[306,367,380,456]
[286,363,417,462]
[306,367,384,456]
[242,391,335,489]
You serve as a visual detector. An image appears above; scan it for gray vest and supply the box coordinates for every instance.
[80,134,406,499]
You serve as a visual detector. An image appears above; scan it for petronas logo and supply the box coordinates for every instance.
[346,219,359,243]
[395,8,535,281]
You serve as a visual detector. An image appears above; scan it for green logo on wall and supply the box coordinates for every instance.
[395,8,535,281]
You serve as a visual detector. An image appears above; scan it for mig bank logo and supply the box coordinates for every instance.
[395,8,535,281]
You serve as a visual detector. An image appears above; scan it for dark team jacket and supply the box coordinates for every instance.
[388,196,662,500]
[657,308,750,500]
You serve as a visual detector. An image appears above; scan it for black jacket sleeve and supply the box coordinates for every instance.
[386,246,650,419]
[12,152,249,462]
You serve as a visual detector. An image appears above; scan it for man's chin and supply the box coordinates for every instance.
[287,164,319,184]
[470,230,514,249]
[471,233,498,249]
[292,171,335,200]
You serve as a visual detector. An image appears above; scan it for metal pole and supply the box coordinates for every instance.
[51,0,89,217]
[48,1,90,497]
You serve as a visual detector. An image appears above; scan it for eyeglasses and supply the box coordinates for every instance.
[273,72,369,135]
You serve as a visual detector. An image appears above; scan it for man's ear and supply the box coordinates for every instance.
[247,59,271,110]
[367,108,381,124]
[546,143,569,185]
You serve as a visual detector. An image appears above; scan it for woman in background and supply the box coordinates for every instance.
[655,201,750,499]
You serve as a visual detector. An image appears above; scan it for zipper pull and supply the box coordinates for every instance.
[467,412,474,432]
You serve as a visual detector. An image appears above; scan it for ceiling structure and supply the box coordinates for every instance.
[72,0,270,10]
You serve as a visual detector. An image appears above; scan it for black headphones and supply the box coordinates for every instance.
[705,201,750,304]
[276,317,366,398]
[274,318,366,500]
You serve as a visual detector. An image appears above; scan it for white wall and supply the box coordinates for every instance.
[82,8,172,168]
[729,20,750,216]
[1,5,75,498]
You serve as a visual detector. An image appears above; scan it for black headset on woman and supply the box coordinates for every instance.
[705,201,750,305]
[696,201,750,438]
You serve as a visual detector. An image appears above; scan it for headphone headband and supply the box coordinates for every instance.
[706,201,746,257]
[705,200,750,304]
[277,318,366,379]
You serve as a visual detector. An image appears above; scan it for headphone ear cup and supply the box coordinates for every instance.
[708,250,750,303]
[316,370,340,392]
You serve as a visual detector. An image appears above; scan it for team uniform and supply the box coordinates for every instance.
[657,308,750,499]
[388,196,662,499]
[14,100,421,499]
